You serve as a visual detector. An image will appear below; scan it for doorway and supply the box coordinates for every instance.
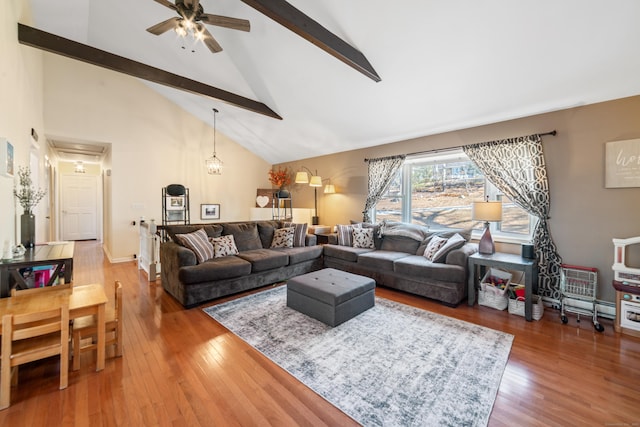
[60,173,98,241]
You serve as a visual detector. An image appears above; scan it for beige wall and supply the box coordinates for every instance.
[279,96,640,303]
[0,1,48,250]
[41,54,273,261]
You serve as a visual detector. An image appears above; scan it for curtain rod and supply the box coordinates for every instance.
[365,129,557,162]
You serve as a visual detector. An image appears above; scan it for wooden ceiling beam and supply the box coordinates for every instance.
[239,0,381,82]
[17,24,282,120]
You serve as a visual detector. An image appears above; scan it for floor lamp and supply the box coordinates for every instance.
[295,167,323,225]
[472,198,502,255]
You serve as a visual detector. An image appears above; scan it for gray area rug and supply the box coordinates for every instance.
[204,286,513,426]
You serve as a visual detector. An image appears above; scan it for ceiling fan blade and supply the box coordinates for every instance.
[198,26,223,53]
[152,0,177,11]
[146,17,180,35]
[200,14,251,32]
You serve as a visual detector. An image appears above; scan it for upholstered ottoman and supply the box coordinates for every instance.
[287,268,375,326]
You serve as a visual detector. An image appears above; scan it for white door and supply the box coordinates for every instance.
[61,174,98,241]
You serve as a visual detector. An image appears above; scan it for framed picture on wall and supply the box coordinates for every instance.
[0,138,14,177]
[201,204,220,220]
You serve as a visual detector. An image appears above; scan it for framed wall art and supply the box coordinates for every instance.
[201,204,220,220]
[0,137,14,177]
[605,138,640,188]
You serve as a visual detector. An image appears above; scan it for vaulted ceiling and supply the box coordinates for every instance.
[28,0,640,164]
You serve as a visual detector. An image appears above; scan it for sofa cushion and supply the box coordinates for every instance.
[167,224,222,243]
[283,222,308,247]
[380,235,421,254]
[211,235,239,258]
[223,223,262,251]
[273,245,323,265]
[178,256,252,284]
[257,221,280,248]
[236,249,289,272]
[175,228,214,263]
[423,236,448,261]
[336,224,361,246]
[323,244,375,262]
[352,227,375,249]
[393,255,466,283]
[431,233,466,263]
[357,250,411,272]
[416,228,472,255]
[270,227,294,248]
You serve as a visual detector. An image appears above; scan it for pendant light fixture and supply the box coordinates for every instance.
[205,108,223,175]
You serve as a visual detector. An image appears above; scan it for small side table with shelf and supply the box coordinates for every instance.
[468,252,538,321]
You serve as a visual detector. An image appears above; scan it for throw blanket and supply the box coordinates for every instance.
[380,221,431,242]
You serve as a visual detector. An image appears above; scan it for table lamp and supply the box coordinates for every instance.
[472,198,502,255]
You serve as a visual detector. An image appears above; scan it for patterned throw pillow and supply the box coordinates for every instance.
[283,222,308,247]
[423,236,448,261]
[352,227,375,249]
[175,228,214,264]
[336,224,362,246]
[211,235,240,258]
[270,227,294,248]
[431,233,466,263]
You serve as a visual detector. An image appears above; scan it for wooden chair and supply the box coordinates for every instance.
[1,304,70,409]
[10,282,72,297]
[72,281,122,371]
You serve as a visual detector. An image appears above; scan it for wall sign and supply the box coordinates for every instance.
[605,138,640,188]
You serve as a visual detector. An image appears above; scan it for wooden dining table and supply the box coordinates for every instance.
[0,283,108,371]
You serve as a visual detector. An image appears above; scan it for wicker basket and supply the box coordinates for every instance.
[478,287,509,310]
[478,268,511,310]
[508,295,544,320]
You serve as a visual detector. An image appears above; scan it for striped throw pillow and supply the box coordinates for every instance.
[175,228,214,263]
[283,222,308,247]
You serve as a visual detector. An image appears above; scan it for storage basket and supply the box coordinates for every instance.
[508,295,544,320]
[478,288,509,310]
[477,268,511,310]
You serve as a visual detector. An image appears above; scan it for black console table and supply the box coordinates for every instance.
[468,252,538,321]
[0,242,74,297]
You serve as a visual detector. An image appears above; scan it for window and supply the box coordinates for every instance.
[373,149,533,241]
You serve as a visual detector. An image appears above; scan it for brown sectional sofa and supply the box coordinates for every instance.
[160,221,323,308]
[322,222,478,306]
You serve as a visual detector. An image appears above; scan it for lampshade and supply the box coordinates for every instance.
[472,201,503,222]
[295,171,309,184]
[324,184,335,194]
[309,175,323,187]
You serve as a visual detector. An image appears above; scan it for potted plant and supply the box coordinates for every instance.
[13,166,46,248]
[268,167,292,197]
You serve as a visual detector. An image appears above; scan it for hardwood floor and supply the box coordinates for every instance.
[1,240,639,426]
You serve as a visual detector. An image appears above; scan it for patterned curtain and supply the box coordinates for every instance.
[362,155,406,222]
[463,134,563,299]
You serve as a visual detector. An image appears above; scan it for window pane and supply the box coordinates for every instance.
[373,170,402,222]
[410,161,484,230]
[498,195,531,235]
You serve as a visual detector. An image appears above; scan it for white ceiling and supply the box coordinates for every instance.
[28,0,640,164]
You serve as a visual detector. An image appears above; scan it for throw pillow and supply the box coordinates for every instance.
[352,227,375,249]
[431,233,466,263]
[211,235,240,258]
[423,236,448,261]
[175,228,214,264]
[283,222,308,247]
[336,223,362,246]
[270,227,294,248]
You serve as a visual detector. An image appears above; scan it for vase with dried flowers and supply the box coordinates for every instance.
[13,166,46,248]
[268,167,292,197]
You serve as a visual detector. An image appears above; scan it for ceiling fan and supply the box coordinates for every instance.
[147,0,250,53]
